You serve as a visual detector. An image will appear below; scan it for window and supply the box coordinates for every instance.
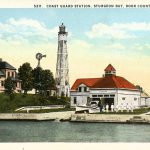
[106,71,111,74]
[12,72,15,77]
[74,97,77,104]
[98,95,103,97]
[64,41,67,44]
[1,81,4,87]
[134,98,137,101]
[104,95,109,97]
[92,95,97,97]
[110,95,115,97]
[78,87,82,92]
[122,97,126,100]
[84,87,87,92]
[92,98,100,101]
[7,72,10,77]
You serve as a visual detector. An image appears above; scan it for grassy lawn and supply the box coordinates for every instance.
[0,93,149,115]
[0,93,70,113]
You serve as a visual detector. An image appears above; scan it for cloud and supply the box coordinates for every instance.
[0,18,58,43]
[101,43,125,50]
[112,22,150,31]
[86,22,150,40]
[69,39,93,52]
[68,39,124,60]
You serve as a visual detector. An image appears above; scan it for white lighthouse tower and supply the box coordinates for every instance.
[55,23,70,97]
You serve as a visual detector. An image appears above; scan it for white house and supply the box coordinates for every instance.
[141,92,150,106]
[70,64,141,109]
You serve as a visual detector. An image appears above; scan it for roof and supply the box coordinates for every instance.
[71,78,100,90]
[104,64,116,71]
[0,61,16,70]
[0,70,4,76]
[11,77,22,82]
[93,75,136,89]
[141,92,150,98]
[71,75,137,90]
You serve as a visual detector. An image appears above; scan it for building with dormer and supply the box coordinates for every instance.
[0,59,21,93]
[70,64,141,108]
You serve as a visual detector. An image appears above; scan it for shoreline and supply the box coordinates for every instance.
[71,113,150,124]
[0,111,74,121]
[0,112,150,124]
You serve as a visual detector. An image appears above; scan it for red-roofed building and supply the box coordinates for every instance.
[70,64,141,109]
[104,64,116,76]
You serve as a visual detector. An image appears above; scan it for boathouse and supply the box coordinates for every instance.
[70,64,141,109]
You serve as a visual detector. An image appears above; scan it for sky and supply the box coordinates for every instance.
[0,8,150,93]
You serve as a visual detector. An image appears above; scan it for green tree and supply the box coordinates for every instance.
[136,85,143,93]
[32,67,55,96]
[41,69,55,96]
[4,77,16,100]
[18,63,33,95]
[32,67,43,93]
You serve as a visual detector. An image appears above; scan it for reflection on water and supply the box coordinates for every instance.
[0,121,150,142]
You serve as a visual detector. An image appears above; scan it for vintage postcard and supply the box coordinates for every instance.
[0,0,150,150]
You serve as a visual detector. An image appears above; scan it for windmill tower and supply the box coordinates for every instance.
[55,23,70,97]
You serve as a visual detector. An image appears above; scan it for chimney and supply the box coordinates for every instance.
[0,58,2,62]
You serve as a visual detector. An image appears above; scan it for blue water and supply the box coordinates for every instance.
[0,121,150,142]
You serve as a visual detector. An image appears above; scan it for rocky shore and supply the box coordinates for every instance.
[0,112,150,124]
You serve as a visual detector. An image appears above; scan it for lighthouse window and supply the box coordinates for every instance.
[134,98,137,101]
[122,97,126,100]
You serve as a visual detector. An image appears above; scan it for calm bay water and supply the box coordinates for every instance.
[0,121,150,142]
